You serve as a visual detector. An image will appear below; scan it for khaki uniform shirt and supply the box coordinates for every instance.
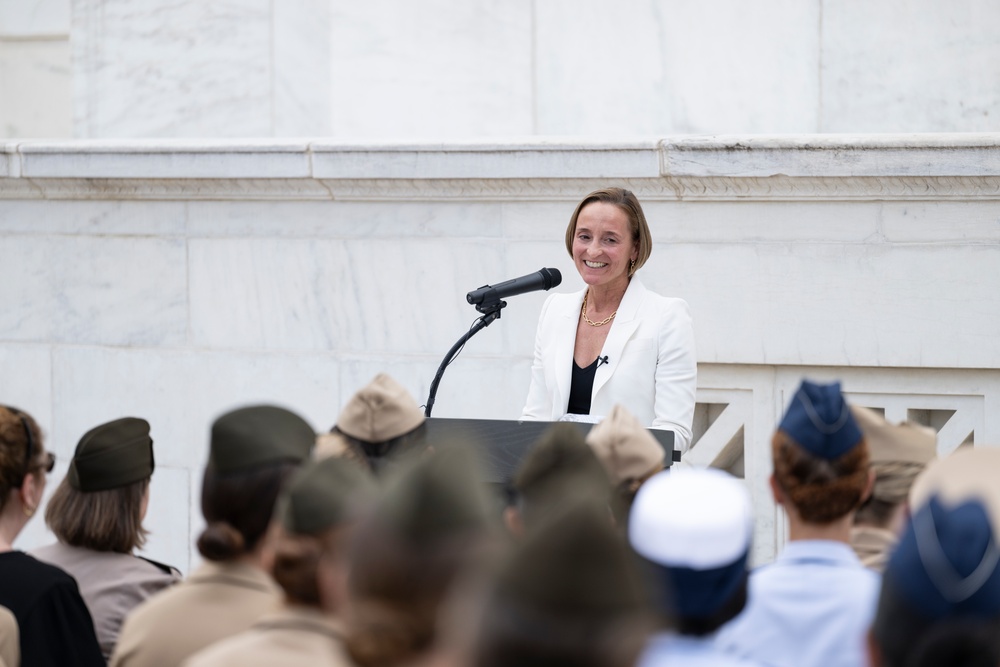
[850,525,897,574]
[182,606,356,667]
[110,560,281,667]
[0,605,18,667]
[32,542,181,660]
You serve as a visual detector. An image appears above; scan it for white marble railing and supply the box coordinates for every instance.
[3,135,1000,569]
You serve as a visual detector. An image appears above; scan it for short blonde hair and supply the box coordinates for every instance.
[564,188,653,275]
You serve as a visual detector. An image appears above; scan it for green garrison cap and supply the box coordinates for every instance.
[497,502,645,617]
[210,405,315,473]
[514,423,611,512]
[378,446,493,543]
[68,417,155,492]
[278,456,378,535]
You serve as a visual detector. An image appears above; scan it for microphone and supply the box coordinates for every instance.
[466,268,562,305]
[597,355,609,368]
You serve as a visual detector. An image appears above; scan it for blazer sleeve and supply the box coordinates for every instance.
[22,578,105,667]
[521,294,556,421]
[652,298,697,454]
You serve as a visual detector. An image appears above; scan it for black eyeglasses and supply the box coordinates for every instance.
[3,406,55,482]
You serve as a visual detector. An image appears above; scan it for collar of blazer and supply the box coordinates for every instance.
[554,277,648,410]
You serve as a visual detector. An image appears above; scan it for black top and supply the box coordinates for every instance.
[0,551,105,667]
[567,357,599,415]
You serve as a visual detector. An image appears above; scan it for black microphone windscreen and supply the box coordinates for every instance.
[541,268,562,289]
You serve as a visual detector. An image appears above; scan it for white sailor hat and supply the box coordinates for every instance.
[628,467,753,617]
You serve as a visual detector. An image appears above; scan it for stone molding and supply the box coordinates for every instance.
[3,136,1000,201]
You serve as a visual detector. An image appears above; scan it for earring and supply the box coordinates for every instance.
[629,258,636,274]
[23,505,35,518]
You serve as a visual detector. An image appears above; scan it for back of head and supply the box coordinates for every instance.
[872,448,1000,667]
[513,423,611,529]
[851,406,937,529]
[629,467,754,635]
[773,380,870,523]
[271,456,377,606]
[474,502,650,667]
[0,406,45,512]
[198,405,315,562]
[334,373,427,474]
[586,405,664,521]
[347,446,495,667]
[46,417,155,553]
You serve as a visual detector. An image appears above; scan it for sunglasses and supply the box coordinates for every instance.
[3,406,55,482]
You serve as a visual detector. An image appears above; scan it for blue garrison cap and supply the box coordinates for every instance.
[778,380,863,460]
[887,496,1000,621]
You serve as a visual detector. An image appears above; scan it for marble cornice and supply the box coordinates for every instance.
[3,135,1000,201]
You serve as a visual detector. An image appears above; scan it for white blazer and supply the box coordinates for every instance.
[521,277,697,453]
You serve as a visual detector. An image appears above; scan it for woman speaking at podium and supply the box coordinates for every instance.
[521,188,697,454]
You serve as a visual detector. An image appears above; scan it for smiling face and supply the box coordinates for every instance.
[572,201,639,292]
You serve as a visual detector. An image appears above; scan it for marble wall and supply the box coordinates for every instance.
[4,0,1000,138]
[3,136,1000,569]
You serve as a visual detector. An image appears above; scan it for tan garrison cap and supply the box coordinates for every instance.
[910,447,1000,537]
[586,405,664,486]
[337,374,425,443]
[851,406,937,465]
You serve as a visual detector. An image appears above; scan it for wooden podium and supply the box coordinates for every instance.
[424,418,678,485]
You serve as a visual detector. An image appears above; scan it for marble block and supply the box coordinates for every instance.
[139,465,192,574]
[0,235,187,345]
[0,344,53,431]
[51,347,346,467]
[880,202,1000,243]
[664,242,1000,369]
[188,236,508,354]
[186,200,504,239]
[822,0,1000,132]
[72,0,273,138]
[0,0,70,35]
[340,355,533,423]
[0,199,186,235]
[0,39,73,139]
[273,0,332,136]
[329,0,534,137]
[535,0,819,135]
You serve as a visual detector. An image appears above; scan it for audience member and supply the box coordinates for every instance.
[587,404,666,524]
[870,447,1000,667]
[850,406,937,572]
[473,502,651,667]
[0,605,18,667]
[184,456,377,666]
[346,446,496,667]
[111,405,315,667]
[33,417,181,659]
[716,380,879,667]
[505,422,611,536]
[0,405,105,666]
[324,374,428,474]
[629,467,762,666]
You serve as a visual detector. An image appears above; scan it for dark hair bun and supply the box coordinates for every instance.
[197,521,246,561]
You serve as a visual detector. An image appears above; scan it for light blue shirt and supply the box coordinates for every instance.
[715,540,880,667]
[639,632,766,667]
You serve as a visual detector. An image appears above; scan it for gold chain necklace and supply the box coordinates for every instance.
[581,290,616,327]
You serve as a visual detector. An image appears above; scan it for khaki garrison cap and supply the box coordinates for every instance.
[69,417,155,492]
[910,447,1000,538]
[337,374,425,443]
[851,406,937,465]
[210,405,315,473]
[586,405,664,486]
[514,423,611,501]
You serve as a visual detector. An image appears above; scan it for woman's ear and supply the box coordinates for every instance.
[19,472,40,516]
[769,474,785,508]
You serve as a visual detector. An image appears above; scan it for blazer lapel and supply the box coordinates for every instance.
[592,278,646,398]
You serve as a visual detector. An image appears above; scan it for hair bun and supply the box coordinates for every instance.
[197,521,246,561]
